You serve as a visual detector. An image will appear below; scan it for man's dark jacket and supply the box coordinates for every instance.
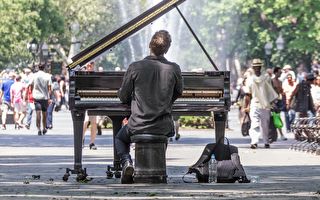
[293,80,315,114]
[118,55,183,135]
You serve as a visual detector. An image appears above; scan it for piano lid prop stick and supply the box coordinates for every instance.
[175,5,219,71]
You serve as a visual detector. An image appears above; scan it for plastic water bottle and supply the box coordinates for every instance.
[208,154,218,183]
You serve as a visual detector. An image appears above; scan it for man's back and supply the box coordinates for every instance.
[32,70,51,100]
[1,78,14,103]
[118,55,182,135]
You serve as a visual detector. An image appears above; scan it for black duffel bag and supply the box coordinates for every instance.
[184,138,250,183]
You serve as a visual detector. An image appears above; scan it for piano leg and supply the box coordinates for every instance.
[214,112,227,160]
[214,112,227,145]
[106,116,123,179]
[63,110,87,182]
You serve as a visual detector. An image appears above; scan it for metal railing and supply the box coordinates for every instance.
[290,117,320,155]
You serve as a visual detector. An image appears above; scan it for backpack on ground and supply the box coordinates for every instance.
[184,138,250,183]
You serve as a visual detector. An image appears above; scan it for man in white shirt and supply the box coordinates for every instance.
[30,64,52,135]
[243,59,278,149]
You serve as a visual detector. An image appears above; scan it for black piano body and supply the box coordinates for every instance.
[70,70,230,114]
[64,0,231,181]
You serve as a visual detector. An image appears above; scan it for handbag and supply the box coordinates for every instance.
[289,96,297,110]
[269,114,278,143]
[241,112,250,136]
[183,138,250,183]
[271,111,283,128]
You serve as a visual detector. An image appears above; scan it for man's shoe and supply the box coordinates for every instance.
[121,161,134,184]
[250,144,258,149]
[175,133,181,141]
[264,144,270,148]
[238,176,251,183]
[89,143,97,150]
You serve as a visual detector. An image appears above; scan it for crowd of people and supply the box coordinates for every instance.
[235,58,320,149]
[0,64,69,135]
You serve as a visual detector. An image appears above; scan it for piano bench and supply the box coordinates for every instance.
[130,134,168,184]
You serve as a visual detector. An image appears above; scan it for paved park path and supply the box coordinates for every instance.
[0,107,319,199]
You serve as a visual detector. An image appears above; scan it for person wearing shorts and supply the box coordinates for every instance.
[30,64,52,135]
[10,75,26,129]
[0,72,15,130]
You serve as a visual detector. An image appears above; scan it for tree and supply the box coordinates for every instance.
[199,0,320,72]
[54,0,119,69]
[0,0,64,69]
[238,0,320,69]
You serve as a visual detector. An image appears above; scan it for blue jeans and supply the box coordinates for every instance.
[285,109,295,132]
[26,103,34,126]
[115,125,132,164]
[115,125,173,164]
[46,102,55,128]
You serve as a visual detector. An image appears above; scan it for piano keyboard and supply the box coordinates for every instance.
[80,97,221,102]
[77,90,223,98]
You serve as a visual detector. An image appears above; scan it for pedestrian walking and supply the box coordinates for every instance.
[29,64,52,135]
[311,75,320,116]
[289,73,315,119]
[82,61,98,150]
[46,75,60,129]
[282,73,297,133]
[0,71,15,130]
[10,75,26,129]
[271,67,287,141]
[243,59,278,149]
[22,67,34,129]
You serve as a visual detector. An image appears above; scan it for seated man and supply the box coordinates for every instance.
[115,30,183,184]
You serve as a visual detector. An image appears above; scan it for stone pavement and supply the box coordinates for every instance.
[0,108,319,200]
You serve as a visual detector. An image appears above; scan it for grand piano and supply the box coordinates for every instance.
[64,0,230,181]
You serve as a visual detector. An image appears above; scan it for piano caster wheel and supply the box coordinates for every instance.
[106,171,114,179]
[76,172,88,182]
[114,171,121,179]
[62,173,70,182]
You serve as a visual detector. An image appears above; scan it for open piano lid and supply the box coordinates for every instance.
[67,0,186,70]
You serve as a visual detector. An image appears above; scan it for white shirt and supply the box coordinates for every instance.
[247,73,278,109]
[31,70,52,100]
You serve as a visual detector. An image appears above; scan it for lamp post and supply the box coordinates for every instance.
[27,38,38,70]
[263,33,285,68]
[264,42,273,68]
[275,33,285,65]
[41,42,49,69]
[276,34,285,51]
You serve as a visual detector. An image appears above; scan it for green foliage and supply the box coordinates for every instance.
[1,0,320,72]
[237,0,320,68]
[180,116,214,129]
[0,0,64,69]
[200,0,320,69]
[55,0,116,47]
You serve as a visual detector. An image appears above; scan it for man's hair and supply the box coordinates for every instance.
[15,75,22,82]
[273,66,281,74]
[149,30,171,56]
[38,63,45,70]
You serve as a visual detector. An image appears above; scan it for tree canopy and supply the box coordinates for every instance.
[0,0,319,72]
[0,0,64,68]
